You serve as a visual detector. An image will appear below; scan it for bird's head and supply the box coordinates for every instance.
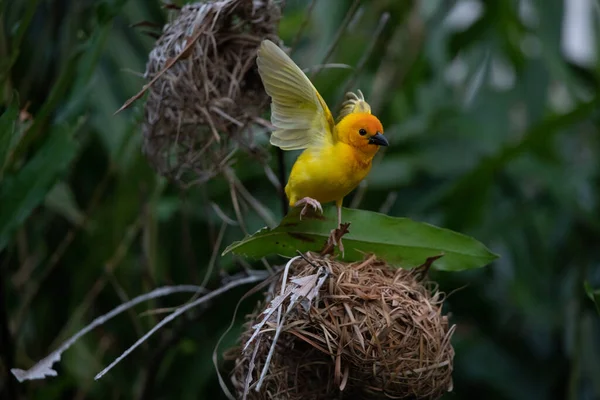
[336,112,388,156]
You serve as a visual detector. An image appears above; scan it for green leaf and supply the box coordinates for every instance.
[0,0,41,87]
[584,281,600,315]
[0,125,78,251]
[44,181,84,226]
[223,207,498,271]
[11,48,83,161]
[0,104,19,175]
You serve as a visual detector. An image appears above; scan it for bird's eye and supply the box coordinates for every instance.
[359,128,367,136]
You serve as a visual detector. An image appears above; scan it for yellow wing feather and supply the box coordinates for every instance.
[257,40,335,150]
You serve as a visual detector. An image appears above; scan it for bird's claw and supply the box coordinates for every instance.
[328,227,345,256]
[295,197,323,220]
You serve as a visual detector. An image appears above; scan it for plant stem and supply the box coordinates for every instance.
[276,148,288,216]
[0,263,18,400]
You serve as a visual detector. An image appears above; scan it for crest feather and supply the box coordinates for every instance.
[336,90,371,122]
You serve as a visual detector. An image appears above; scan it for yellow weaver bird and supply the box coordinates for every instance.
[257,40,388,246]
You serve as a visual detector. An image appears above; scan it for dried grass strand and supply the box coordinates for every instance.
[141,0,281,185]
[228,253,455,400]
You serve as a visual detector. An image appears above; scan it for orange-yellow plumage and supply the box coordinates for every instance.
[285,112,384,207]
[256,40,388,243]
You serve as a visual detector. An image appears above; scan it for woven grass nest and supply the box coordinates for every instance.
[142,0,281,185]
[227,252,456,400]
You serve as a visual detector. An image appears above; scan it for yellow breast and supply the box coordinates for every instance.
[285,142,372,206]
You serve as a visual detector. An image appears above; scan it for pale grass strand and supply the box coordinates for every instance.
[11,285,206,383]
[213,272,276,400]
[94,274,269,381]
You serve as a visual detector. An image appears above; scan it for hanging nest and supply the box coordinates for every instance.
[142,0,282,185]
[226,252,456,400]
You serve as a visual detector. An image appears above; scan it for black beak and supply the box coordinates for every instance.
[368,132,389,146]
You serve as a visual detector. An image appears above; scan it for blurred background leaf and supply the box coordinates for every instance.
[1,0,599,399]
[585,282,600,315]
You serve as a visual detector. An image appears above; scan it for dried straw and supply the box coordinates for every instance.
[227,253,455,400]
[141,0,281,185]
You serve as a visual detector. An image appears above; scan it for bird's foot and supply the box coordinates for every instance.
[295,197,323,220]
[328,227,345,256]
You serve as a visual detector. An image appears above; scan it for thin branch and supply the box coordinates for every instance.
[11,285,206,383]
[337,12,390,110]
[289,0,318,54]
[201,220,227,288]
[276,148,288,216]
[262,163,282,193]
[349,180,368,209]
[231,174,277,228]
[105,270,146,346]
[114,20,208,114]
[137,312,203,400]
[310,0,361,79]
[46,210,148,348]
[378,191,398,215]
[213,274,277,400]
[301,63,352,74]
[227,171,249,235]
[255,257,298,390]
[94,274,269,381]
[211,202,239,226]
[14,168,113,334]
[138,221,229,317]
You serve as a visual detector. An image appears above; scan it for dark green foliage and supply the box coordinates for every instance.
[585,282,600,315]
[0,122,78,250]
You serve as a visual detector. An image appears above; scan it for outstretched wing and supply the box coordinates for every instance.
[257,40,335,150]
[337,90,371,122]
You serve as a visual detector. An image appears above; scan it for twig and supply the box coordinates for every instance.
[250,260,328,392]
[14,168,113,334]
[137,312,202,400]
[399,360,451,376]
[289,0,318,54]
[337,12,390,109]
[73,336,113,400]
[296,250,319,269]
[370,3,424,112]
[349,180,368,209]
[301,63,352,74]
[262,163,282,193]
[178,190,199,283]
[213,273,277,400]
[231,174,277,228]
[94,274,269,380]
[11,285,206,383]
[227,171,249,235]
[211,202,239,226]
[114,19,208,114]
[320,223,350,256]
[202,220,227,287]
[243,339,261,400]
[378,191,398,214]
[255,256,299,390]
[310,0,361,79]
[138,227,257,316]
[276,148,288,216]
[222,172,273,275]
[243,257,300,352]
[105,271,146,346]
